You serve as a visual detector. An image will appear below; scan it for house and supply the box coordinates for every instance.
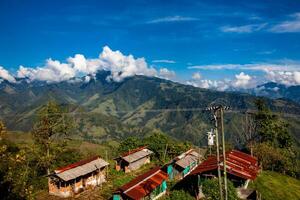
[113,167,168,200]
[189,150,260,199]
[48,156,109,198]
[114,146,153,173]
[163,149,203,180]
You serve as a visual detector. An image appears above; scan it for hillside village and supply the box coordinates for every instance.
[1,0,300,200]
[44,143,260,200]
[1,97,300,200]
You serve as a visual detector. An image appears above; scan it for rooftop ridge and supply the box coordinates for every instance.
[55,156,100,173]
[121,146,148,157]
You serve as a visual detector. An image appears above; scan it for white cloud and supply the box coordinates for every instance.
[265,70,300,85]
[270,13,300,33]
[220,23,267,33]
[159,68,176,80]
[0,66,16,83]
[152,59,176,64]
[192,72,201,80]
[187,79,230,91]
[188,61,300,72]
[147,16,199,24]
[100,46,157,82]
[16,46,160,83]
[17,59,76,82]
[233,72,252,88]
[188,72,253,90]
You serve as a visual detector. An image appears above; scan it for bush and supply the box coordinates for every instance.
[164,190,194,200]
[202,178,238,200]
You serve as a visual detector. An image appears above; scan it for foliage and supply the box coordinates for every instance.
[32,101,74,175]
[118,132,191,162]
[252,99,299,177]
[253,142,300,177]
[117,136,142,154]
[0,121,36,200]
[251,171,300,200]
[163,190,194,200]
[254,99,292,148]
[202,178,238,200]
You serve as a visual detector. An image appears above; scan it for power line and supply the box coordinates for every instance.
[1,107,300,118]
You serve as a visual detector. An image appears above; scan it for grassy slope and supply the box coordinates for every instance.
[252,171,300,200]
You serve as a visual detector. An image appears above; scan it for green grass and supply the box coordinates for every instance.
[251,171,300,200]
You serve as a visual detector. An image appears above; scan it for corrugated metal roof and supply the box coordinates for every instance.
[117,166,168,199]
[53,156,109,181]
[175,149,200,169]
[122,149,153,163]
[190,150,259,180]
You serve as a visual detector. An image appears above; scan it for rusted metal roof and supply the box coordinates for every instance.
[53,156,109,181]
[117,166,168,199]
[190,150,259,180]
[121,148,153,164]
[174,149,200,169]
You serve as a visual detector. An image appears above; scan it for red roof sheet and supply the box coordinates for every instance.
[190,150,259,180]
[118,166,168,200]
[55,156,100,173]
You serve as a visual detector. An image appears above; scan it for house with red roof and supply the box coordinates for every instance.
[113,167,168,200]
[114,146,153,173]
[48,156,109,198]
[178,150,260,199]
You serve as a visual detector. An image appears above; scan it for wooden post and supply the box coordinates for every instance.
[220,107,228,200]
[214,118,224,200]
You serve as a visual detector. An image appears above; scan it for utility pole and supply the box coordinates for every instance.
[220,107,228,200]
[206,105,229,200]
[214,115,224,200]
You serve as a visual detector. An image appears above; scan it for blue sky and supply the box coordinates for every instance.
[1,0,300,89]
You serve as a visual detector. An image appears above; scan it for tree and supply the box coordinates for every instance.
[253,142,299,177]
[32,101,74,175]
[117,136,142,154]
[254,99,292,148]
[0,120,6,141]
[202,178,238,200]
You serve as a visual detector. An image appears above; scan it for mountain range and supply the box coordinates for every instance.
[247,82,300,103]
[1,70,300,146]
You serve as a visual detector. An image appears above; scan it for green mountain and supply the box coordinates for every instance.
[1,71,300,146]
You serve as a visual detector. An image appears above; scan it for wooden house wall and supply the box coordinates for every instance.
[49,168,107,198]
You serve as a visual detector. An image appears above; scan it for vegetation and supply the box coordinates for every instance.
[251,99,300,177]
[163,190,194,200]
[251,171,300,200]
[1,72,300,148]
[202,179,238,200]
[117,131,191,163]
[32,101,74,175]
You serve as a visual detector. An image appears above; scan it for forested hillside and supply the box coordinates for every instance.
[1,70,300,146]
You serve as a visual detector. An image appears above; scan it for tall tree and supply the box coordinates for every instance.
[32,101,74,175]
[254,99,292,148]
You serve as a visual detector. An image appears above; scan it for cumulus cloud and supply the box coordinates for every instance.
[192,72,201,80]
[233,72,252,88]
[187,72,253,91]
[0,66,16,83]
[16,46,160,83]
[270,13,300,33]
[17,59,76,82]
[159,68,176,80]
[265,70,300,85]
